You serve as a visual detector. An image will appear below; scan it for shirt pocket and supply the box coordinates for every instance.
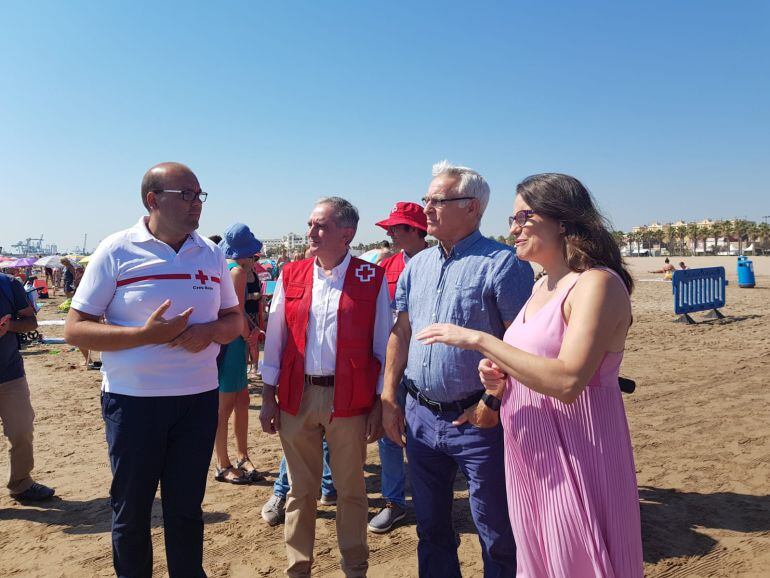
[448,281,486,327]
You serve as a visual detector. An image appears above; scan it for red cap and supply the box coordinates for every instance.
[376,202,428,232]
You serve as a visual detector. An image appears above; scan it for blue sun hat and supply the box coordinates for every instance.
[219,223,263,258]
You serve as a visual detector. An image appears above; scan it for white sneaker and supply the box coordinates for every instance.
[261,494,286,526]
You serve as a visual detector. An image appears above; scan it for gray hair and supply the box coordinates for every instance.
[432,159,490,215]
[316,196,359,230]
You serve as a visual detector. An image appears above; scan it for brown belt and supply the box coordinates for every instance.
[304,374,335,387]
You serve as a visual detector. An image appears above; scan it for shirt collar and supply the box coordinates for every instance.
[129,216,206,248]
[439,229,483,259]
[314,251,351,281]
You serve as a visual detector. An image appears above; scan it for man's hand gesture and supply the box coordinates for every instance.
[141,300,193,344]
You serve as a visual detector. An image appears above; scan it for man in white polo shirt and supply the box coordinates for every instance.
[65,162,242,578]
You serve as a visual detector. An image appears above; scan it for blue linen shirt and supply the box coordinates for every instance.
[395,230,534,402]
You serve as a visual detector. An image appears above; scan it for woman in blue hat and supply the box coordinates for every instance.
[214,223,264,484]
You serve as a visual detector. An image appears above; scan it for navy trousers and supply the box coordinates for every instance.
[405,395,516,578]
[102,388,218,578]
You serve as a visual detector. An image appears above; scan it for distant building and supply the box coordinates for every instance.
[262,232,305,254]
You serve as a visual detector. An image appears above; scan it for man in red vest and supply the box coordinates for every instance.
[367,202,428,534]
[260,197,392,578]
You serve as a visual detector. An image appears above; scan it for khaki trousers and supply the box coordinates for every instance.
[279,384,369,578]
[0,375,36,495]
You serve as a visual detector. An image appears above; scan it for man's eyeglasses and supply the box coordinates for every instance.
[508,210,536,228]
[421,195,475,208]
[154,189,208,203]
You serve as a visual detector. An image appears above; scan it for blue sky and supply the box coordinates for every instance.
[1,1,768,253]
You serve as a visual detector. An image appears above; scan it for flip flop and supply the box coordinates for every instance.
[214,465,250,485]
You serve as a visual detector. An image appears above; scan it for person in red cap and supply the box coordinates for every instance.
[375,202,430,302]
[367,202,429,534]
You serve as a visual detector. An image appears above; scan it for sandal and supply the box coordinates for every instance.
[214,465,250,485]
[235,457,265,482]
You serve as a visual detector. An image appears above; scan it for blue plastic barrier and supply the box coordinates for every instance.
[672,267,726,324]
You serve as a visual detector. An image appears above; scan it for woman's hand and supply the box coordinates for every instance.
[479,358,507,397]
[415,323,483,350]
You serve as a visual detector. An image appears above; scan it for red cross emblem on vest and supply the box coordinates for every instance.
[194,270,209,285]
[355,263,376,283]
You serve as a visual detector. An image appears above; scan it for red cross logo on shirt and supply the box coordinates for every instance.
[194,270,209,285]
[355,263,376,283]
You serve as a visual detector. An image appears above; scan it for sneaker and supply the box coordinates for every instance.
[12,482,55,502]
[261,494,286,526]
[319,493,337,506]
[368,502,407,533]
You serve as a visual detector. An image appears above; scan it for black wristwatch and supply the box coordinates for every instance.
[481,392,502,411]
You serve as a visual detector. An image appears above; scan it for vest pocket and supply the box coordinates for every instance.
[348,355,379,411]
[284,283,305,299]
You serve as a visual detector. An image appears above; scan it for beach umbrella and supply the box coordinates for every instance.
[11,257,37,267]
[78,255,92,264]
[35,255,63,267]
[0,260,19,268]
[358,249,380,263]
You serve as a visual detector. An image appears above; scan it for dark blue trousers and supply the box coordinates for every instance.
[102,388,218,578]
[405,395,516,578]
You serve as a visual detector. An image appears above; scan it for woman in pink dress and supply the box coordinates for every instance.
[416,173,643,577]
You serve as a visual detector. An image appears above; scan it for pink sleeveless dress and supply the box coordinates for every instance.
[500,269,643,577]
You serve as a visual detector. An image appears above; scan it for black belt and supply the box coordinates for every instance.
[404,379,483,416]
[304,374,335,387]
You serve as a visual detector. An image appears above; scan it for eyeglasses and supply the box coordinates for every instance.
[508,210,536,228]
[421,196,475,208]
[154,189,208,203]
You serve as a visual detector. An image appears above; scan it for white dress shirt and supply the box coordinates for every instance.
[260,252,393,393]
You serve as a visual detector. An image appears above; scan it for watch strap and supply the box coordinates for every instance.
[481,392,501,411]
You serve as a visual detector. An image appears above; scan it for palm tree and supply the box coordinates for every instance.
[734,220,751,254]
[757,223,770,253]
[675,225,688,255]
[744,222,758,254]
[686,223,700,255]
[640,228,652,254]
[651,229,664,255]
[722,221,736,254]
[699,225,713,255]
[711,221,724,254]
[611,230,626,251]
[662,225,674,254]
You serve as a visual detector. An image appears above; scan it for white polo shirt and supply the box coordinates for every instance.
[72,217,239,397]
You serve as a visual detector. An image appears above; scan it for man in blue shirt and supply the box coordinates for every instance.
[382,161,534,577]
[0,273,55,502]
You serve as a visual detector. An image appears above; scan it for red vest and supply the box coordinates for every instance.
[277,257,385,417]
[379,252,406,301]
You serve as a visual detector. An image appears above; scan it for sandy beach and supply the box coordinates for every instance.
[0,256,768,577]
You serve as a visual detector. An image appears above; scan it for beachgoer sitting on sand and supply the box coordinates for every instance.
[679,261,687,270]
[649,257,675,275]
